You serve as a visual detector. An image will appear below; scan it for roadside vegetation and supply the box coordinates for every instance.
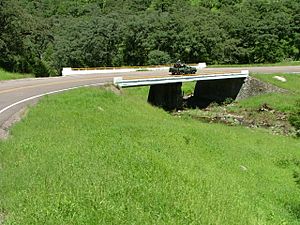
[0,69,34,81]
[1,75,300,224]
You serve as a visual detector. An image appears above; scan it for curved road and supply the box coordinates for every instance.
[1,66,300,135]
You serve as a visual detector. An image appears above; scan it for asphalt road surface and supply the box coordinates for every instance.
[1,66,300,133]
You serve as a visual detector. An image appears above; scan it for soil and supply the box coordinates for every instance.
[0,107,29,140]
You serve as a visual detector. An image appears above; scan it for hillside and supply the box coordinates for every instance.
[1,0,299,76]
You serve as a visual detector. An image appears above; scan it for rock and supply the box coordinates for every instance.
[240,165,248,171]
[258,103,273,112]
[236,76,287,100]
[98,106,104,111]
[273,76,287,82]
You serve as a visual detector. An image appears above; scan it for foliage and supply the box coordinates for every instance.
[0,0,300,76]
[147,50,171,65]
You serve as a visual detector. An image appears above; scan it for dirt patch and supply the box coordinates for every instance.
[0,107,29,140]
[103,84,122,95]
[175,103,297,136]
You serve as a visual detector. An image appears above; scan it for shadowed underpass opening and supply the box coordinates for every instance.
[186,78,246,109]
[147,83,183,111]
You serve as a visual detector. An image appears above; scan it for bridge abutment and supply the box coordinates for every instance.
[191,78,246,108]
[147,83,183,110]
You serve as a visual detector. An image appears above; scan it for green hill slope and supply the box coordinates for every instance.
[0,84,300,224]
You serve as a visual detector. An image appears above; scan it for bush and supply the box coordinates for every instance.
[147,50,171,65]
[32,59,50,77]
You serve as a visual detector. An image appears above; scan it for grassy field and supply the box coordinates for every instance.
[1,76,300,224]
[0,69,34,81]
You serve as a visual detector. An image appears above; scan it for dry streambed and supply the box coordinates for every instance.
[175,103,299,137]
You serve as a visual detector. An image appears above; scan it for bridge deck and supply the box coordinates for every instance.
[114,70,249,88]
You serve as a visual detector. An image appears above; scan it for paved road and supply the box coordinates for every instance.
[1,66,300,130]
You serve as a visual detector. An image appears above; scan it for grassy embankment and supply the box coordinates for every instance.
[0,74,300,224]
[0,69,34,81]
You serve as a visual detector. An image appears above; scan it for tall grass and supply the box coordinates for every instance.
[0,69,34,81]
[0,84,300,224]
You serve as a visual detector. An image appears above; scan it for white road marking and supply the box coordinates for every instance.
[0,82,105,115]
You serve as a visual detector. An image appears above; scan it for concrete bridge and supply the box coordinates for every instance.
[113,70,249,110]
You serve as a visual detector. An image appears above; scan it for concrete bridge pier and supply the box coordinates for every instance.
[147,83,183,110]
[192,78,246,108]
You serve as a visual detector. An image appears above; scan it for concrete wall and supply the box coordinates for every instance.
[192,78,246,107]
[148,83,183,110]
[236,76,287,100]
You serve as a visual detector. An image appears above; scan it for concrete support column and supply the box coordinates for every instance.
[147,83,183,110]
[193,78,246,107]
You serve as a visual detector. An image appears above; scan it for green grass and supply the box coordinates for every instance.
[208,61,300,68]
[0,69,34,81]
[228,74,300,113]
[1,83,300,224]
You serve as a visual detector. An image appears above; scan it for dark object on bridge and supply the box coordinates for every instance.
[148,83,183,110]
[169,61,197,75]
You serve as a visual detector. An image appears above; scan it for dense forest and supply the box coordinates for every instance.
[0,0,299,76]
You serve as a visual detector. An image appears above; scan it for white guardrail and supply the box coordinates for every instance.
[114,70,249,88]
[62,63,207,76]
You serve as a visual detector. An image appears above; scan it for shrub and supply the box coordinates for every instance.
[147,50,171,65]
[32,59,52,77]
